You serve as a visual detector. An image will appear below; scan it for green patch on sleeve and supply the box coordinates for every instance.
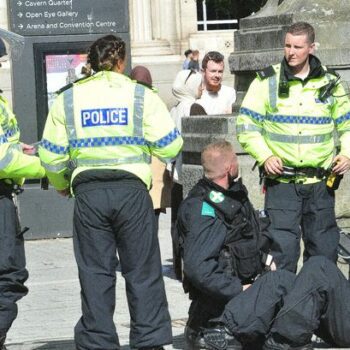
[201,202,215,218]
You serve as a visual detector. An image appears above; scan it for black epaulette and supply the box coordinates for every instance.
[55,75,90,95]
[56,82,73,95]
[256,66,276,79]
[325,66,340,78]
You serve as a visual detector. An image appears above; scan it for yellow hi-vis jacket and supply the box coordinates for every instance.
[0,95,45,184]
[39,71,183,191]
[236,62,350,183]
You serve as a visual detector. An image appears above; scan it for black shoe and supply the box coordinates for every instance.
[0,334,6,350]
[202,326,242,350]
[263,334,313,350]
[138,347,164,350]
[184,325,208,350]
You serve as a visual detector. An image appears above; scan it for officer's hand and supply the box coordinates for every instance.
[21,143,36,155]
[57,189,70,197]
[242,284,251,291]
[332,155,350,175]
[264,156,283,175]
[270,261,277,271]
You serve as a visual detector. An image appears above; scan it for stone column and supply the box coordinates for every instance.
[130,0,153,42]
[130,0,173,56]
[152,0,179,53]
[0,0,8,29]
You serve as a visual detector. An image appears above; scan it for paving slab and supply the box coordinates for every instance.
[4,212,348,349]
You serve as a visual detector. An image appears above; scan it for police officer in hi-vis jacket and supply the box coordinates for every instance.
[39,35,183,350]
[236,22,350,272]
[0,36,45,350]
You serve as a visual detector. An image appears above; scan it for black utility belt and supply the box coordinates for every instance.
[278,166,328,179]
[0,180,23,196]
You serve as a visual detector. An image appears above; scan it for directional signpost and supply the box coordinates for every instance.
[8,0,128,36]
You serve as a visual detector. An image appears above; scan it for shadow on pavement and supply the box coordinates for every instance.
[8,339,131,350]
[30,340,75,349]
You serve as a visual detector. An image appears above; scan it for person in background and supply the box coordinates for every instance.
[188,50,200,72]
[0,36,45,350]
[170,69,206,279]
[198,51,236,115]
[130,65,153,90]
[130,65,172,232]
[39,34,183,350]
[183,49,193,70]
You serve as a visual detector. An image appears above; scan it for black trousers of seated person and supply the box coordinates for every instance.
[222,256,350,347]
[271,256,350,347]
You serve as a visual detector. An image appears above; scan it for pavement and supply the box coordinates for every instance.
[4,211,350,349]
[5,212,189,350]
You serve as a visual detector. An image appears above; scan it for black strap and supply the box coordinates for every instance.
[257,65,276,80]
[0,179,23,196]
[282,166,328,179]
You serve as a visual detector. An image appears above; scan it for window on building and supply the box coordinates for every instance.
[197,0,268,31]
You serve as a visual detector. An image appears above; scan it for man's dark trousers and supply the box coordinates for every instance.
[221,257,350,347]
[221,269,296,340]
[271,256,350,347]
[265,180,338,272]
[0,194,28,336]
[73,183,172,350]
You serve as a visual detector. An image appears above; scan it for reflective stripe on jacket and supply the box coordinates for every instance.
[39,71,183,190]
[236,63,350,183]
[0,96,44,183]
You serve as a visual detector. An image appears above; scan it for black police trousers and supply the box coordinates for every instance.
[265,180,338,272]
[222,256,350,347]
[0,194,28,335]
[73,183,172,350]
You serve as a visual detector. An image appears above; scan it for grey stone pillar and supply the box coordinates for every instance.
[229,0,350,102]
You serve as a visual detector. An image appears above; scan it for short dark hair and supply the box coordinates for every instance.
[287,22,315,44]
[0,39,7,58]
[202,51,224,70]
[184,49,193,57]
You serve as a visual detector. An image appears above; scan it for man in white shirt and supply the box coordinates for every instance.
[198,51,236,114]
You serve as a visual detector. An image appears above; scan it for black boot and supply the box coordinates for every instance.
[184,325,207,350]
[202,325,242,350]
[263,334,313,350]
[0,334,6,350]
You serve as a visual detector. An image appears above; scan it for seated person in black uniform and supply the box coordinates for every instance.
[177,140,350,350]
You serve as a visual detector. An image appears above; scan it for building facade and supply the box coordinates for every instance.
[0,0,236,107]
